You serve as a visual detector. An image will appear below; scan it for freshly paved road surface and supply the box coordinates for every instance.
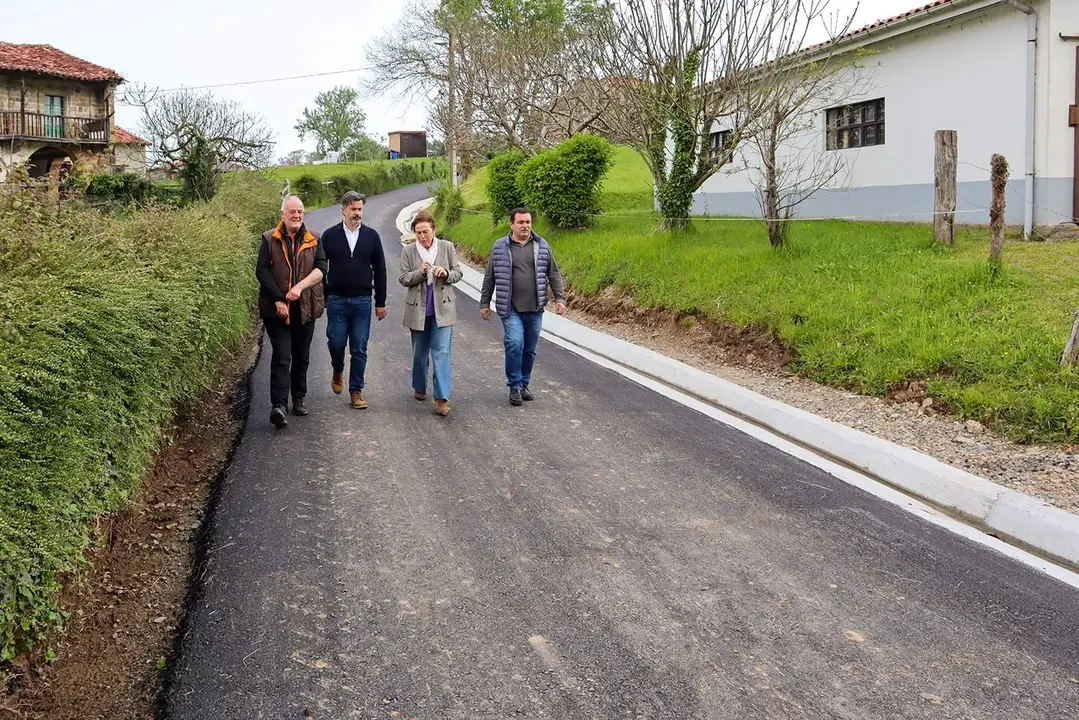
[165,184,1079,719]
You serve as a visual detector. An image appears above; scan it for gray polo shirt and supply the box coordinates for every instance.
[508,238,565,312]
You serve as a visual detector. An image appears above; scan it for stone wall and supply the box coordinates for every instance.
[0,73,114,119]
[0,140,44,182]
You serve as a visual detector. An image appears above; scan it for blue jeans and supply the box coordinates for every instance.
[501,308,543,389]
[411,315,454,400]
[326,295,372,392]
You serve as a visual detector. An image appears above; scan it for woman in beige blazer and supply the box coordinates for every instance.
[399,210,463,416]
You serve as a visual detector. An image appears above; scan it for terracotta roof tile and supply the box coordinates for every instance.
[839,0,958,44]
[0,42,123,83]
[800,0,961,55]
[112,126,148,146]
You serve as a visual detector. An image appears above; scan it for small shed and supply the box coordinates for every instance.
[387,130,427,159]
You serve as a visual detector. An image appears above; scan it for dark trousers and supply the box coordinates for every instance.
[264,303,315,408]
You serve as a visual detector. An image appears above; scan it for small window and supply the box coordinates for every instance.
[826,98,885,150]
[708,130,732,163]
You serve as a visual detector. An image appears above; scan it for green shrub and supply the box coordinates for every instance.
[85,172,161,204]
[432,180,464,225]
[329,174,355,201]
[516,133,613,228]
[0,169,276,661]
[485,149,528,223]
[293,174,328,207]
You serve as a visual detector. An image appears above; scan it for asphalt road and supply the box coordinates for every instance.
[164,184,1079,719]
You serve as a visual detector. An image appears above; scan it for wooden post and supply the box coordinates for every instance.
[1063,308,1079,368]
[989,153,1008,271]
[934,130,958,245]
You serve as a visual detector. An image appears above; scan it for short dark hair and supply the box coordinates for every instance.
[509,207,532,224]
[411,209,436,232]
[340,191,366,207]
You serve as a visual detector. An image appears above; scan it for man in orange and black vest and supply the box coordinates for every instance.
[256,194,328,428]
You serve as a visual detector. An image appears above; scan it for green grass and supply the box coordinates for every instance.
[265,157,438,183]
[443,147,1079,444]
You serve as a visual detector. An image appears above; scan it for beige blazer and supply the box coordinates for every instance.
[399,239,463,330]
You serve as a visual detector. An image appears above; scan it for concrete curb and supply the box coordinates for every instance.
[394,199,1079,571]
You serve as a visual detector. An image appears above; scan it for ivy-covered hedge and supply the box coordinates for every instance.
[0,170,278,661]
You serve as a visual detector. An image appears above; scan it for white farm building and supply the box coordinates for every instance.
[694,0,1079,235]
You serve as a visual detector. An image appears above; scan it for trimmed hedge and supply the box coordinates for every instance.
[291,159,448,208]
[517,134,613,229]
[0,171,278,661]
[484,149,528,222]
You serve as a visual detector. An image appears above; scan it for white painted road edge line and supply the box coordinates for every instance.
[394,200,1079,585]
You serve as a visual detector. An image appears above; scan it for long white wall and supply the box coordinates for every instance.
[694,0,1073,225]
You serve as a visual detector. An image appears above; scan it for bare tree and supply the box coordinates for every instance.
[363,0,470,180]
[587,0,856,230]
[734,6,865,247]
[124,85,274,172]
[364,0,604,175]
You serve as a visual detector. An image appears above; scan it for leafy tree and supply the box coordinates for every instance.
[295,86,368,154]
[179,132,220,202]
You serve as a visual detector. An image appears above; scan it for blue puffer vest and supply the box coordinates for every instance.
[491,233,552,318]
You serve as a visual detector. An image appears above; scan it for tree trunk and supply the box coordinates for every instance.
[934,130,957,245]
[764,111,784,248]
[989,153,1009,273]
[658,112,695,231]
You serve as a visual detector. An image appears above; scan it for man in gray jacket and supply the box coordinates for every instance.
[480,207,567,406]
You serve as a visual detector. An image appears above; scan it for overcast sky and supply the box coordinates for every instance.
[4,0,920,160]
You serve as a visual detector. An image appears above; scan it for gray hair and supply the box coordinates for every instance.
[281,194,304,211]
[340,190,367,207]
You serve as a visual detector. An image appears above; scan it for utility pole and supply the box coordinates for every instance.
[447,27,459,187]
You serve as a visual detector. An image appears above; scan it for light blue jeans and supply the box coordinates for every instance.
[411,315,454,400]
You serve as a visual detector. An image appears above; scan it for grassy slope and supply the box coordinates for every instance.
[444,147,1079,443]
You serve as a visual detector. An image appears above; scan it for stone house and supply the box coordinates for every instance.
[0,42,148,181]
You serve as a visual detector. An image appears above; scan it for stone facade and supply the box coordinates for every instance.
[0,72,120,182]
[0,73,112,119]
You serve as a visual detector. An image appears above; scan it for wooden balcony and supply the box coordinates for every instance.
[0,111,110,145]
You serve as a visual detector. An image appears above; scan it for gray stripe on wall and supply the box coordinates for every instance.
[691,177,1074,225]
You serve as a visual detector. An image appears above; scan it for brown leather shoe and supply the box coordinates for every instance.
[331,372,344,395]
[414,391,427,401]
[434,399,451,416]
[350,390,368,409]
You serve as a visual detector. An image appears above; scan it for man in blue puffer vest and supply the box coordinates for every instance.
[480,207,567,406]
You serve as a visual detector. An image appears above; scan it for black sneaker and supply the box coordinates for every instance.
[292,396,309,416]
[520,384,534,401]
[270,405,288,428]
[509,387,523,406]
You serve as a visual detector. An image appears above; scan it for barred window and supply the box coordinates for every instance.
[826,98,885,150]
[708,130,732,163]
